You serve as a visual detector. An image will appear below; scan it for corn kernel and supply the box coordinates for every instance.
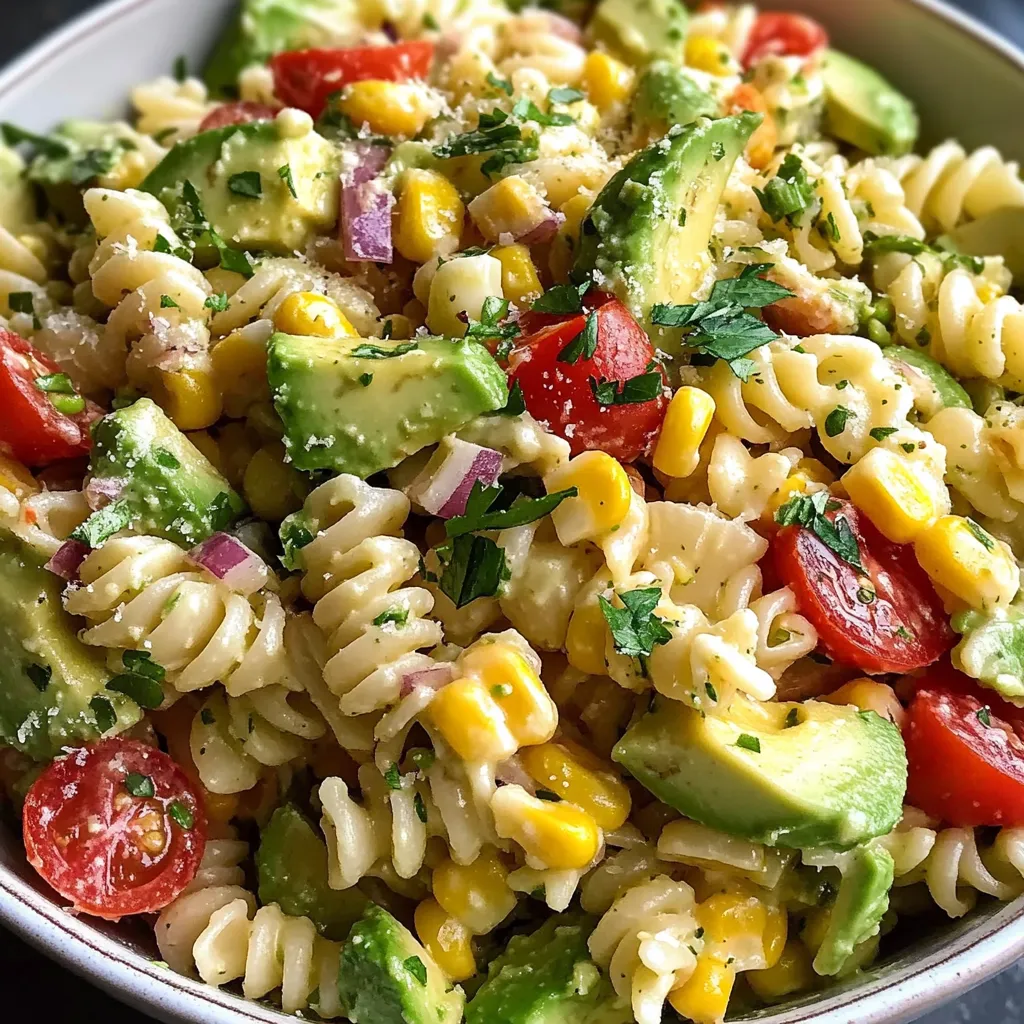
[339,80,435,137]
[654,387,716,478]
[546,451,633,546]
[468,176,551,244]
[432,848,516,935]
[490,244,543,306]
[583,51,634,111]
[394,169,465,264]
[243,443,310,522]
[549,194,591,283]
[686,35,735,76]
[186,430,224,473]
[669,956,736,1024]
[520,740,631,830]
[765,468,824,520]
[565,601,610,677]
[415,899,476,982]
[491,784,602,870]
[843,447,936,544]
[823,678,905,729]
[217,422,261,489]
[429,677,517,763]
[0,456,37,501]
[798,907,831,954]
[976,279,1005,303]
[427,253,504,337]
[747,940,816,1002]
[915,515,1020,611]
[274,291,355,338]
[211,329,270,418]
[158,368,222,431]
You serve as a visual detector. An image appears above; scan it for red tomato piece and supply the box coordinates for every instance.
[270,41,435,118]
[23,738,206,919]
[773,498,952,674]
[508,296,667,463]
[905,672,1024,827]
[742,12,828,68]
[0,329,102,467]
[198,101,279,132]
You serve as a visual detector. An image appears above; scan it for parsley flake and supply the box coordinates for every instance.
[557,308,599,364]
[735,733,761,753]
[774,491,864,572]
[125,772,155,798]
[228,171,262,199]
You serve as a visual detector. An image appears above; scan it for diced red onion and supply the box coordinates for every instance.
[518,209,564,245]
[341,144,394,263]
[84,475,126,511]
[400,663,454,698]
[411,438,504,518]
[189,532,269,596]
[496,757,537,793]
[380,20,399,41]
[545,12,584,42]
[45,540,89,582]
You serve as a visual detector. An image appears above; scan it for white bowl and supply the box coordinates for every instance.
[1,0,1023,1021]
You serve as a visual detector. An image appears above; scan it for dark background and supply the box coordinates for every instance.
[3,1,1024,1022]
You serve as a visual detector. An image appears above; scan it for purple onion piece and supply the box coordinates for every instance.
[400,663,455,698]
[341,143,394,263]
[45,540,89,582]
[190,532,269,596]
[413,439,504,518]
[518,209,564,246]
[84,475,127,511]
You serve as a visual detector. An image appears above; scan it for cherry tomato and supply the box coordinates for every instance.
[198,101,279,133]
[508,296,667,462]
[23,738,206,919]
[773,497,953,673]
[742,12,828,68]
[270,41,435,118]
[0,329,102,467]
[905,667,1024,826]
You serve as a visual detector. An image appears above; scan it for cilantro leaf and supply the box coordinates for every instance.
[548,86,585,105]
[435,533,510,608]
[966,518,995,551]
[824,406,851,438]
[486,72,513,96]
[462,296,520,346]
[351,341,419,359]
[404,956,428,986]
[774,491,864,572]
[445,480,578,537]
[735,733,761,753]
[557,308,599,364]
[754,153,817,226]
[511,95,573,127]
[532,280,591,315]
[125,772,155,798]
[169,801,194,829]
[599,587,673,667]
[70,499,134,548]
[709,264,795,309]
[498,379,527,416]
[228,171,262,199]
[204,292,229,312]
[589,372,663,405]
[277,164,298,199]
[863,231,984,275]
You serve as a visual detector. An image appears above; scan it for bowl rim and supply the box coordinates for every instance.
[3,0,1024,1022]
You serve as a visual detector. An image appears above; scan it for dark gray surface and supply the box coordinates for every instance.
[1,1,1023,1022]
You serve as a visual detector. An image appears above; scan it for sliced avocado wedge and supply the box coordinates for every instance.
[268,333,509,477]
[338,904,464,1024]
[613,696,907,849]
[256,804,370,940]
[572,114,760,355]
[588,0,689,65]
[885,346,971,419]
[945,207,1024,282]
[952,606,1024,704]
[634,62,717,133]
[822,50,918,156]
[88,398,245,547]
[0,532,140,759]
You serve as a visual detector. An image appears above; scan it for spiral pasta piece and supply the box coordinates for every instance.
[131,76,216,144]
[457,411,571,476]
[705,434,804,522]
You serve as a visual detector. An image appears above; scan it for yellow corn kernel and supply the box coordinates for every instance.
[216,422,261,489]
[243,443,310,522]
[798,907,831,955]
[565,602,610,677]
[339,80,435,137]
[0,456,37,501]
[394,169,465,264]
[519,740,631,830]
[762,904,788,969]
[158,368,222,431]
[491,785,601,870]
[415,899,476,982]
[797,458,835,485]
[186,430,224,473]
[582,51,634,111]
[823,678,905,729]
[490,243,543,306]
[432,847,517,935]
[976,279,1005,303]
[914,515,1020,611]
[669,956,736,1024]
[210,329,270,416]
[429,677,516,763]
[747,939,816,1002]
[274,291,355,338]
[842,447,936,544]
[685,35,735,76]
[653,387,716,478]
[467,176,550,243]
[549,194,592,283]
[546,451,633,546]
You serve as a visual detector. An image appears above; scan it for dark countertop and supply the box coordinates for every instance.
[2,1,1024,1022]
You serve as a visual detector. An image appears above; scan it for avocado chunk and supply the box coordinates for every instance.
[944,208,1024,283]
[885,346,971,419]
[572,114,760,354]
[256,804,369,940]
[268,333,509,477]
[821,50,918,157]
[141,119,340,255]
[466,913,630,1024]
[588,0,689,65]
[613,696,907,849]
[88,398,245,547]
[952,606,1024,704]
[0,146,35,232]
[0,531,140,759]
[802,842,894,976]
[634,62,718,134]
[338,904,464,1024]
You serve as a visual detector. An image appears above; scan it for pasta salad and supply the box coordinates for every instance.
[3,1,1024,1022]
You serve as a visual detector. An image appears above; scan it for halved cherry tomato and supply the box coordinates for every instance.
[773,497,952,673]
[23,738,206,919]
[508,295,667,462]
[270,41,435,118]
[0,329,102,467]
[742,12,828,68]
[905,666,1024,826]
[198,101,279,133]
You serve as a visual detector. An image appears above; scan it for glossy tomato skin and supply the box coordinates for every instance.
[23,738,206,919]
[198,101,279,132]
[742,12,828,68]
[774,498,953,674]
[270,41,435,118]
[905,669,1024,826]
[508,296,667,462]
[0,329,102,466]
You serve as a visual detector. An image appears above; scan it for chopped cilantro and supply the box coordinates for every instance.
[125,772,155,798]
[70,500,134,548]
[159,294,180,309]
[204,291,229,312]
[445,480,577,538]
[372,607,409,628]
[404,956,428,986]
[463,296,520,347]
[414,792,429,823]
[775,491,864,572]
[784,707,800,728]
[534,279,591,315]
[169,800,194,829]
[824,406,851,437]
[358,372,373,387]
[977,706,992,728]
[966,518,995,551]
[26,664,51,692]
[383,763,402,790]
[351,341,418,359]
[735,733,761,753]
[870,426,898,441]
[277,164,298,199]
[90,696,116,733]
[589,372,663,405]
[754,154,817,226]
[548,86,585,105]
[434,533,510,608]
[486,72,513,96]
[599,587,672,670]
[557,308,599,364]
[498,379,527,416]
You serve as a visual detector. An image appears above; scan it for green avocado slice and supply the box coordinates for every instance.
[587,0,690,65]
[945,207,1024,283]
[885,346,971,419]
[952,605,1024,704]
[634,62,718,133]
